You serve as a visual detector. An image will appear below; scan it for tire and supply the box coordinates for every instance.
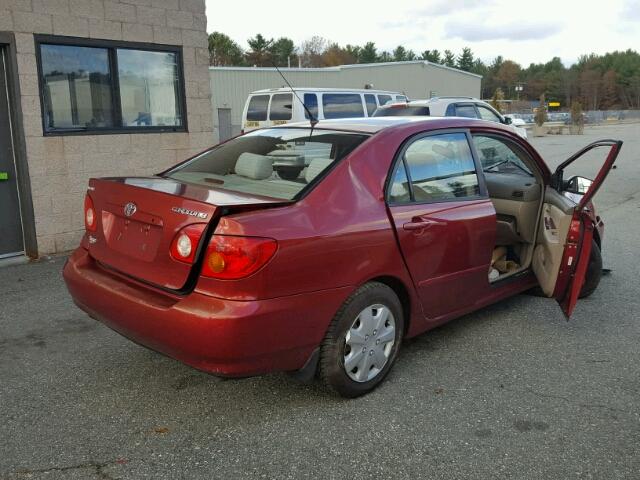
[579,239,602,298]
[319,282,404,398]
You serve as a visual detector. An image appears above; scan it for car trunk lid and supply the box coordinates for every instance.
[87,176,286,290]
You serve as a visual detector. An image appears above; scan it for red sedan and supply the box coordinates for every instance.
[63,117,621,397]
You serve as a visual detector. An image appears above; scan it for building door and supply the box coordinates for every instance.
[0,47,24,257]
[218,108,232,141]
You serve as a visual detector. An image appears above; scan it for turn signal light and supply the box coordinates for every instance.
[170,224,207,264]
[84,195,97,232]
[201,235,277,279]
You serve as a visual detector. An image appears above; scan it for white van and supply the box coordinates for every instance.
[241,87,407,133]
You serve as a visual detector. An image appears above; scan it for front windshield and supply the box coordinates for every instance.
[165,128,370,200]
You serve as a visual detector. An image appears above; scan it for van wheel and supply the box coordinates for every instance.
[579,239,602,298]
[319,282,404,398]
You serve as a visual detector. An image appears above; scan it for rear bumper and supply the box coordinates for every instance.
[63,248,350,377]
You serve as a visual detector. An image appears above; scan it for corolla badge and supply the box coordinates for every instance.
[123,202,137,217]
[171,206,208,219]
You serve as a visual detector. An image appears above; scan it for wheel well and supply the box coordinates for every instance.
[369,276,411,334]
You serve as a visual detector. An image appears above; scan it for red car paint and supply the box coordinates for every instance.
[63,118,617,377]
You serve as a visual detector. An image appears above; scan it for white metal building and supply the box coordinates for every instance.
[209,61,482,142]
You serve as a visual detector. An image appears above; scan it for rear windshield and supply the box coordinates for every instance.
[373,106,430,117]
[246,95,269,121]
[165,128,370,200]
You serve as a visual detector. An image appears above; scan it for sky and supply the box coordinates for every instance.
[205,0,640,67]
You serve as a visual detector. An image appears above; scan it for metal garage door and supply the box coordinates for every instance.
[218,108,232,142]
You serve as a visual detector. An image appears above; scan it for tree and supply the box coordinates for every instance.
[456,47,474,72]
[393,45,407,62]
[535,93,547,126]
[421,49,441,63]
[443,50,456,67]
[491,88,505,112]
[601,69,619,109]
[359,42,378,63]
[496,60,521,97]
[270,37,296,67]
[378,51,392,62]
[246,33,273,67]
[208,32,245,66]
[322,43,357,66]
[299,36,328,67]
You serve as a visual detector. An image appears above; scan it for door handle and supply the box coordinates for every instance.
[402,218,446,231]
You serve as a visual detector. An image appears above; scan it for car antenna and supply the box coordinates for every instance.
[270,59,318,134]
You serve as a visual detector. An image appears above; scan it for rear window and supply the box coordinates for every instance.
[373,106,430,117]
[378,94,392,106]
[246,95,269,121]
[165,128,370,200]
[322,94,365,119]
[304,93,318,120]
[364,94,377,116]
[269,94,293,120]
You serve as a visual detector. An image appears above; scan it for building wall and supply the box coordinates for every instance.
[209,62,482,141]
[1,0,213,255]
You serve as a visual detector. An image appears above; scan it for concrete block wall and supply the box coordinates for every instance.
[0,0,213,254]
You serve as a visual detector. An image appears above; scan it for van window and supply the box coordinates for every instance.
[247,95,269,121]
[269,93,293,120]
[378,94,392,106]
[396,95,408,102]
[364,94,377,115]
[323,93,365,119]
[304,93,318,120]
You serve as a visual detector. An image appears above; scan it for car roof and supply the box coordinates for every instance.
[250,87,401,94]
[283,116,514,134]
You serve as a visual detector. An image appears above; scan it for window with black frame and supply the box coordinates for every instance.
[37,39,185,134]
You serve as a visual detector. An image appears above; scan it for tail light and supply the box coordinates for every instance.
[170,224,207,264]
[201,235,277,279]
[84,194,97,232]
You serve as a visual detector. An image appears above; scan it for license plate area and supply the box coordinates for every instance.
[101,210,163,262]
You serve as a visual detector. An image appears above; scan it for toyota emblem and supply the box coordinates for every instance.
[123,202,137,217]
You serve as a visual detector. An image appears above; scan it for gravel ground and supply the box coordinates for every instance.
[1,123,639,479]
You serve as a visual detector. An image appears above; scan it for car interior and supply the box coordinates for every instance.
[473,135,576,294]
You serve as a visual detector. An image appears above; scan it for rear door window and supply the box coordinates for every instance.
[322,93,365,119]
[378,94,392,106]
[269,94,293,120]
[395,132,480,202]
[304,93,318,120]
[454,104,479,118]
[246,95,269,121]
[364,94,377,116]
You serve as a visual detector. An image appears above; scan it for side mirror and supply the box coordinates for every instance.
[503,116,513,125]
[565,175,593,195]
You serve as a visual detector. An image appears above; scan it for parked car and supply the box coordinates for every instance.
[64,116,621,397]
[374,97,529,139]
[241,88,407,134]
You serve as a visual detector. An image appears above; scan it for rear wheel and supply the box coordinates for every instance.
[319,282,404,398]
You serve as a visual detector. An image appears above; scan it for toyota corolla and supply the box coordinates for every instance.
[63,117,621,397]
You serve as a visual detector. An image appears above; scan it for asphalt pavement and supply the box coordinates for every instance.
[1,123,639,479]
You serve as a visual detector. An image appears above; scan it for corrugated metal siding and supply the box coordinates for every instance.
[209,62,481,141]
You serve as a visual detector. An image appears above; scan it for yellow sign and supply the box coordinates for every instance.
[549,102,561,107]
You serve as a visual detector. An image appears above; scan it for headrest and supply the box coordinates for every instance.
[305,158,333,183]
[235,153,273,180]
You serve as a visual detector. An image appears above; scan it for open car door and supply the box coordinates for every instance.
[533,140,623,318]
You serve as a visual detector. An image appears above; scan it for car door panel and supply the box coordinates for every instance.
[389,199,495,319]
[537,140,622,318]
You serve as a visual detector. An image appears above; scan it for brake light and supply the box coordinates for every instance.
[84,195,97,232]
[201,235,277,279]
[170,224,207,264]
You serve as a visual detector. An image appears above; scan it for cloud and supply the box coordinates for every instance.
[620,0,640,20]
[413,0,490,17]
[444,20,563,42]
